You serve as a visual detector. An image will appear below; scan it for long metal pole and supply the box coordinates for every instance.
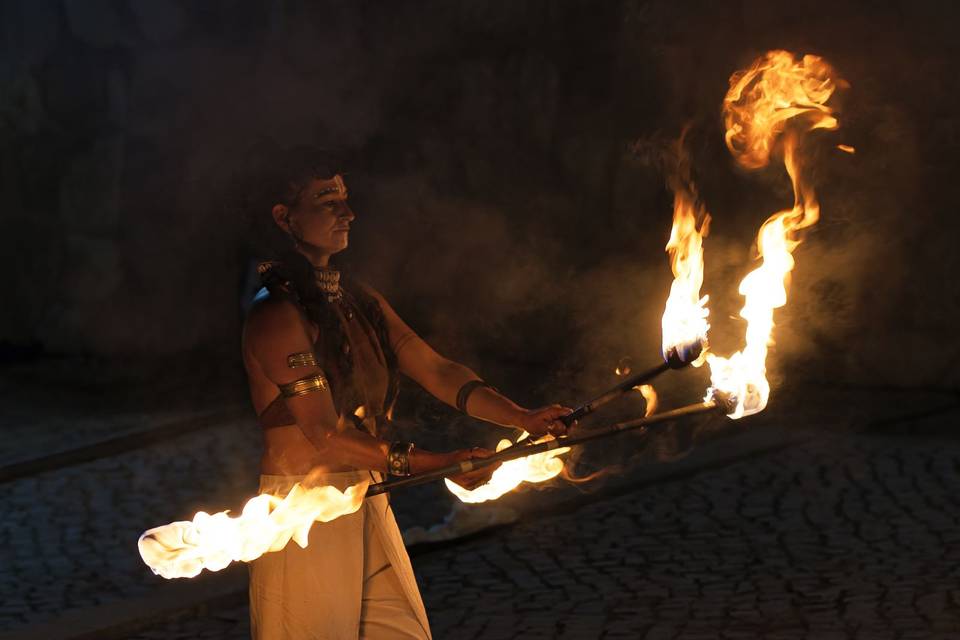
[558,343,702,427]
[559,360,671,427]
[367,393,733,497]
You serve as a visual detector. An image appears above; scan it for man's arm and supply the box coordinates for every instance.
[245,297,480,476]
[367,288,570,437]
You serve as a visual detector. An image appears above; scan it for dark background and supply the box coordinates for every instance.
[1,0,957,417]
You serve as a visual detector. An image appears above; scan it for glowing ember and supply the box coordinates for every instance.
[445,432,570,504]
[139,480,369,579]
[705,50,846,418]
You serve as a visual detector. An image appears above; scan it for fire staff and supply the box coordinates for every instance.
[241,149,571,640]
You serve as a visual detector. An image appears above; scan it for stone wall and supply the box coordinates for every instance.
[1,0,957,394]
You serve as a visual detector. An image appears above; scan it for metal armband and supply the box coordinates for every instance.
[286,352,318,368]
[278,373,329,398]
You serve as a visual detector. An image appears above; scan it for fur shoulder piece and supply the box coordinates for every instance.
[257,261,299,300]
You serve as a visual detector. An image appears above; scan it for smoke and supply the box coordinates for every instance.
[7,0,941,383]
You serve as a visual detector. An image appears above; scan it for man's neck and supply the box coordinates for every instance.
[296,245,331,269]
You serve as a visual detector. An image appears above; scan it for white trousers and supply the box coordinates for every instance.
[249,471,432,640]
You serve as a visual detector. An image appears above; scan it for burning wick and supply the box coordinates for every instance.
[836,144,855,154]
[663,341,704,369]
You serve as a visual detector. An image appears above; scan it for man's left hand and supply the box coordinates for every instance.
[514,405,573,439]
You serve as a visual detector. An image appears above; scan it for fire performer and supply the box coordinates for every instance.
[241,148,571,639]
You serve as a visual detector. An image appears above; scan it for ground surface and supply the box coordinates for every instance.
[129,423,960,639]
[2,365,958,639]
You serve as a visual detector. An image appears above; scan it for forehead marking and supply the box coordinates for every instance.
[315,174,347,198]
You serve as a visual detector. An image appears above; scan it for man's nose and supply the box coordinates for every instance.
[341,203,356,221]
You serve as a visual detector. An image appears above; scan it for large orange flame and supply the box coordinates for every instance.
[705,50,845,418]
[724,50,842,170]
[661,187,711,366]
[139,480,368,579]
[661,131,712,365]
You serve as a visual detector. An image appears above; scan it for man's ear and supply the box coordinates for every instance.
[271,204,290,232]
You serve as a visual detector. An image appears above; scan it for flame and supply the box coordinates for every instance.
[615,356,632,376]
[724,50,843,170]
[661,138,711,366]
[705,50,845,418]
[561,466,613,484]
[445,432,570,503]
[139,480,369,579]
[636,383,658,416]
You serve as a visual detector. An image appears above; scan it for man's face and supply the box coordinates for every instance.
[283,175,355,255]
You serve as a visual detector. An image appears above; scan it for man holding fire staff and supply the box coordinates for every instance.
[241,148,572,639]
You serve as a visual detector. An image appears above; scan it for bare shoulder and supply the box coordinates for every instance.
[243,290,313,355]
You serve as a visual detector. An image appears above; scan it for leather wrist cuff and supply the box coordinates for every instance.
[456,380,493,414]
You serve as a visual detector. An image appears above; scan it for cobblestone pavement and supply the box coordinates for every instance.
[0,388,479,631]
[0,418,262,628]
[128,426,960,639]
